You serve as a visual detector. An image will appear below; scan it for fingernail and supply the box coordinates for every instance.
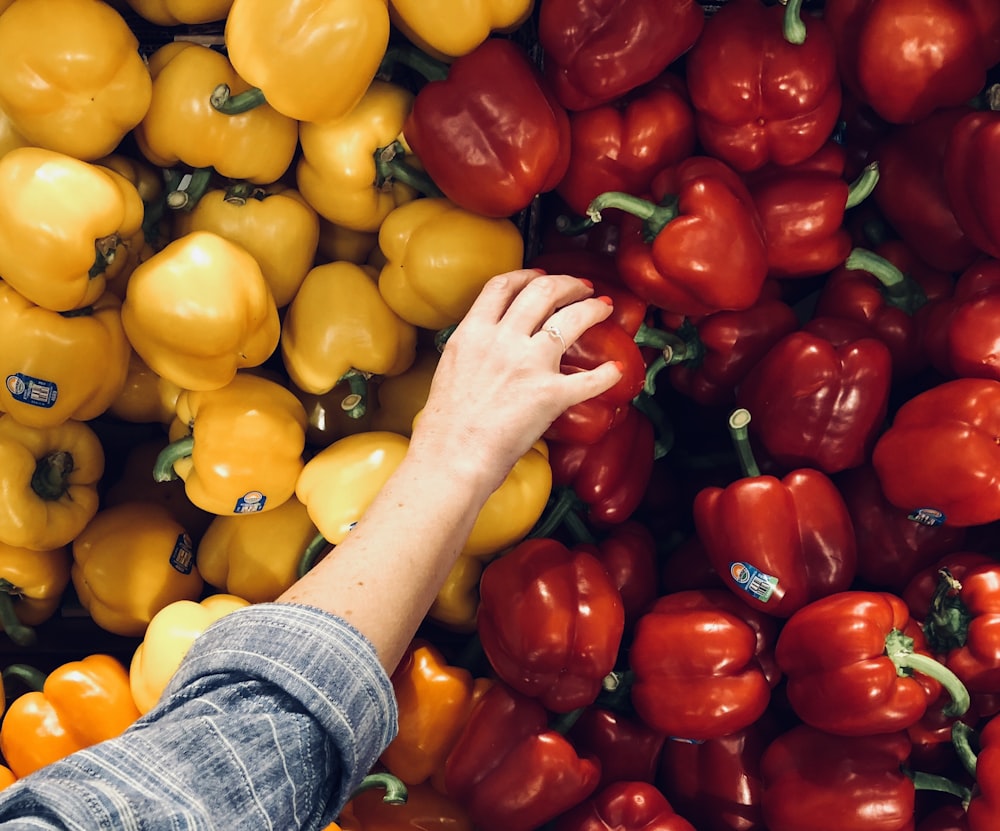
[577,278,594,289]
[596,295,614,306]
[529,267,547,275]
[613,360,625,374]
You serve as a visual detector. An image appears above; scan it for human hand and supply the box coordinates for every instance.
[409,268,624,493]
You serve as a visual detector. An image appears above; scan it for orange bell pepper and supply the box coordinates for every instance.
[0,655,141,777]
[340,778,475,831]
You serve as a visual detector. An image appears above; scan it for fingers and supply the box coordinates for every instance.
[534,294,614,359]
[462,269,545,325]
[500,272,595,334]
[556,360,624,408]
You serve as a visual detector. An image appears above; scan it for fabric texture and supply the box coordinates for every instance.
[0,603,398,830]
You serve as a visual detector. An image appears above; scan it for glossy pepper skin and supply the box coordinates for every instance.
[556,73,697,217]
[0,416,103,551]
[553,781,696,831]
[774,591,967,736]
[735,317,893,474]
[945,110,1000,260]
[280,262,417,402]
[223,0,390,124]
[0,146,145,312]
[120,230,281,392]
[0,284,130,429]
[477,537,625,713]
[443,682,601,831]
[968,713,1000,830]
[628,589,778,740]
[123,0,233,26]
[684,0,842,172]
[760,725,916,831]
[0,543,72,648]
[0,0,152,160]
[376,197,525,330]
[872,378,1000,528]
[129,593,250,714]
[71,501,205,638]
[403,37,571,219]
[568,708,666,791]
[599,156,769,318]
[575,520,659,628]
[824,0,1000,125]
[161,373,308,516]
[135,42,298,185]
[389,0,532,59]
[538,0,704,112]
[0,655,141,778]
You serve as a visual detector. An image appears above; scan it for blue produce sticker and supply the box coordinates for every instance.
[233,491,266,514]
[170,533,195,574]
[6,373,57,408]
[907,508,945,527]
[729,561,778,603]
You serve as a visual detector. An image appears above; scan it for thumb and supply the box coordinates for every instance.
[558,361,625,409]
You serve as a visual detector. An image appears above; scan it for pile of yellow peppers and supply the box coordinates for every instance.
[0,0,539,810]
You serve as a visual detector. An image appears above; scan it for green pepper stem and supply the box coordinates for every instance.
[0,583,37,648]
[844,247,927,315]
[924,568,971,653]
[153,436,194,483]
[2,663,47,692]
[378,45,450,83]
[555,213,598,237]
[906,768,972,809]
[375,141,443,197]
[782,0,807,45]
[434,324,457,353]
[587,192,679,237]
[224,182,266,205]
[951,720,978,778]
[594,669,636,714]
[338,370,371,420]
[210,83,267,115]
[727,408,760,479]
[59,305,96,319]
[549,706,586,735]
[845,162,880,209]
[562,508,596,545]
[297,532,330,580]
[31,451,74,501]
[89,235,120,279]
[884,629,970,718]
[528,487,584,540]
[633,391,675,460]
[349,771,408,805]
[165,168,214,211]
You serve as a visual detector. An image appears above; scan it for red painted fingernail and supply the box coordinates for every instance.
[577,278,594,289]
[529,267,547,275]
[613,361,625,373]
[596,295,614,306]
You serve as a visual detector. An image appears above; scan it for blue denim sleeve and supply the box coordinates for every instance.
[0,603,398,830]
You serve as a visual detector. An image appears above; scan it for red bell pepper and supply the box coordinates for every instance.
[628,588,779,741]
[693,408,858,618]
[581,520,659,628]
[945,109,1000,260]
[552,781,696,831]
[556,73,696,218]
[543,317,647,445]
[476,537,625,713]
[835,464,968,592]
[656,710,783,831]
[823,0,1000,125]
[966,712,1000,830]
[591,156,768,318]
[443,682,601,831]
[537,0,704,112]
[402,38,570,218]
[814,242,955,381]
[870,105,981,272]
[774,590,970,736]
[903,553,995,623]
[684,0,841,172]
[918,804,971,831]
[872,378,1000,528]
[734,316,893,474]
[567,707,666,791]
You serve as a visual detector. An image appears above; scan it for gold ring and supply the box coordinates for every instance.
[543,324,567,352]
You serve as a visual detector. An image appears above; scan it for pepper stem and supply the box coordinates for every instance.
[562,508,596,545]
[555,213,598,237]
[923,568,971,653]
[0,582,37,647]
[378,45,450,83]
[153,436,194,483]
[844,162,880,209]
[297,532,330,579]
[782,0,807,45]
[528,487,584,540]
[434,324,457,353]
[587,192,679,237]
[210,83,267,115]
[165,168,214,211]
[633,391,674,459]
[375,141,442,197]
[951,720,978,778]
[2,663,47,692]
[884,629,970,718]
[727,408,760,479]
[224,182,266,206]
[349,771,408,805]
[549,707,586,734]
[844,247,927,315]
[31,451,74,501]
[906,768,972,810]
[89,234,120,279]
[338,370,371,420]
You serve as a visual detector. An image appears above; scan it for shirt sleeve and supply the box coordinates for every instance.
[0,603,398,831]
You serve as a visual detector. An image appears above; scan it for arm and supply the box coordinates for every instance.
[277,268,621,671]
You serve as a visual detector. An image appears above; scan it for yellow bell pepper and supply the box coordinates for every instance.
[222,0,390,124]
[292,378,379,449]
[0,0,152,161]
[389,0,534,60]
[196,495,318,603]
[120,230,281,392]
[0,283,130,429]
[158,373,308,516]
[129,593,250,714]
[377,197,525,329]
[0,542,72,647]
[317,219,380,266]
[0,416,103,551]
[296,431,411,545]
[172,182,320,308]
[0,146,145,311]
[107,349,183,426]
[71,501,205,637]
[296,80,426,233]
[427,555,483,632]
[122,0,233,26]
[0,104,29,162]
[135,41,298,185]
[280,262,417,419]
[370,346,439,436]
